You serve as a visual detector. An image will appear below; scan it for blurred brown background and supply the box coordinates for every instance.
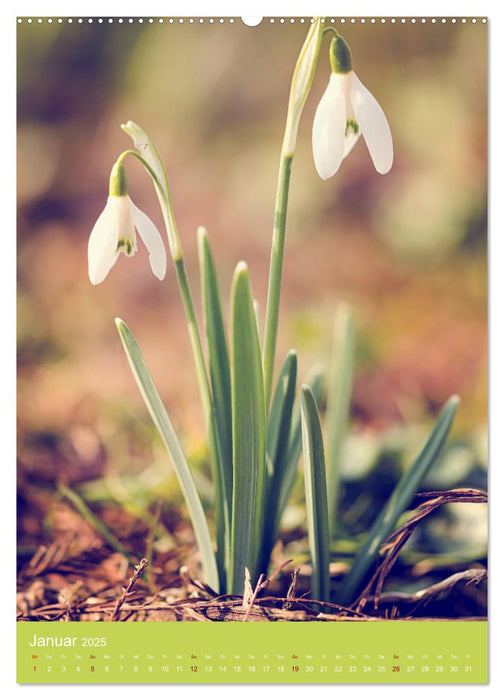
[17,18,487,505]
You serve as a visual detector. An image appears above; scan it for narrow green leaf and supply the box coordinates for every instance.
[115,318,219,592]
[301,385,330,604]
[229,263,266,594]
[339,395,460,605]
[325,303,355,537]
[267,350,298,479]
[253,299,262,348]
[276,365,324,524]
[260,350,297,573]
[173,255,228,591]
[58,483,134,564]
[197,228,233,519]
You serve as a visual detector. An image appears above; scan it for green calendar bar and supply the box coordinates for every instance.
[17,620,487,684]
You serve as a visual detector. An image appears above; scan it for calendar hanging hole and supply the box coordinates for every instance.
[241,17,263,27]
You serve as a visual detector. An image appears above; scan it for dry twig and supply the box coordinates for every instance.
[242,560,292,621]
[110,558,148,621]
[283,568,300,610]
[355,488,487,612]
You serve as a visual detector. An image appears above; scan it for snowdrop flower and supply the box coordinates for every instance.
[312,35,393,179]
[88,162,167,285]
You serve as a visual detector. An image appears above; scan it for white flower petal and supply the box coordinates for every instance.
[349,72,393,174]
[312,74,347,180]
[88,198,120,285]
[130,200,167,280]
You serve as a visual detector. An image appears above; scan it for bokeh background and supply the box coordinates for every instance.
[17,18,487,581]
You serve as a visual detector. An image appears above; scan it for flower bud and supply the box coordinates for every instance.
[108,162,129,197]
[329,35,353,75]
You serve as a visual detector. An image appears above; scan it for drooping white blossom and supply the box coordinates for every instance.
[88,192,166,285]
[312,36,393,179]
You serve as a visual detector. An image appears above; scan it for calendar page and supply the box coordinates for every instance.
[16,14,488,685]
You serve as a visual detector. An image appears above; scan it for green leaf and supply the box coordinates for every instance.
[58,483,134,564]
[325,303,355,537]
[338,395,460,605]
[267,350,298,479]
[115,318,219,592]
[229,263,266,594]
[197,228,233,519]
[301,385,330,604]
[276,365,324,524]
[260,350,297,573]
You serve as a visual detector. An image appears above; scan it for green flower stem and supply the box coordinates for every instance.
[170,257,230,591]
[116,150,160,186]
[173,256,230,591]
[262,153,293,409]
[262,18,324,410]
[119,151,215,455]
[120,146,229,590]
[322,26,340,38]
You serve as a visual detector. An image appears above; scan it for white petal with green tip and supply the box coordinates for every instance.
[312,74,347,180]
[350,71,393,175]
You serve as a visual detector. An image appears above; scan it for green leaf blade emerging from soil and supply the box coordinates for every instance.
[277,365,325,528]
[260,349,297,573]
[115,318,219,592]
[338,394,460,605]
[301,385,330,605]
[325,303,355,538]
[229,263,266,594]
[58,483,134,564]
[197,228,233,530]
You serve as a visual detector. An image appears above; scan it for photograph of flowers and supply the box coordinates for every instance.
[17,13,487,683]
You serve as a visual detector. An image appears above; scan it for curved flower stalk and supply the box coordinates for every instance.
[120,120,168,199]
[119,121,231,590]
[121,121,183,261]
[88,162,167,284]
[312,35,393,179]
